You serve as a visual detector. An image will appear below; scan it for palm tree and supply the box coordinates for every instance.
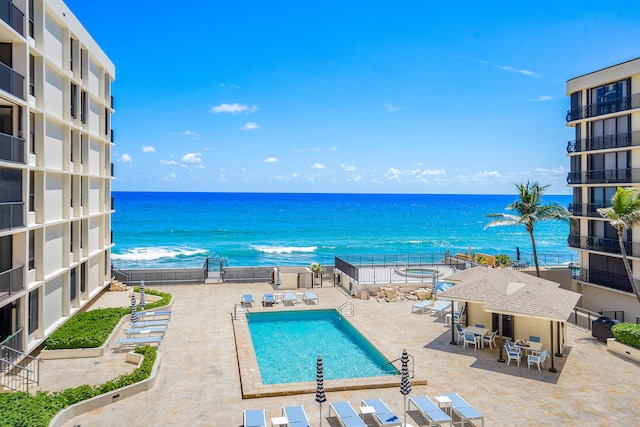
[485,182,570,277]
[597,187,640,304]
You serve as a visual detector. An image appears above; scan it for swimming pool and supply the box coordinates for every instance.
[395,267,440,278]
[247,309,392,384]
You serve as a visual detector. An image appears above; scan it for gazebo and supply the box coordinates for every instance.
[438,267,582,372]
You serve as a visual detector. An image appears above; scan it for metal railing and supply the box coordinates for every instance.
[0,351,40,392]
[600,310,624,322]
[567,168,640,185]
[568,202,609,218]
[111,267,206,285]
[338,301,354,317]
[567,234,637,257]
[567,131,640,153]
[567,93,640,122]
[0,0,24,36]
[572,267,635,294]
[380,353,414,377]
[232,304,248,320]
[0,265,24,302]
[0,132,25,163]
[0,201,24,230]
[222,266,273,283]
[0,61,24,99]
[1,328,23,354]
[568,307,603,331]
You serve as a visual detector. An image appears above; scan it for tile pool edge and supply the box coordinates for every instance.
[232,306,428,399]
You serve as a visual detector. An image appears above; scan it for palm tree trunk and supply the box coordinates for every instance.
[528,227,541,277]
[618,232,640,304]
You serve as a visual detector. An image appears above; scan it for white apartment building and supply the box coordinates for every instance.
[0,0,114,354]
[566,57,640,322]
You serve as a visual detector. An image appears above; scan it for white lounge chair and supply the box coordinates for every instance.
[130,320,169,329]
[303,292,319,305]
[243,408,266,427]
[361,398,402,426]
[241,294,255,307]
[117,335,162,349]
[429,301,451,317]
[282,405,310,427]
[412,299,433,314]
[439,393,484,427]
[329,401,367,427]
[409,396,452,427]
[138,310,172,320]
[283,293,297,306]
[123,326,167,337]
[262,294,275,307]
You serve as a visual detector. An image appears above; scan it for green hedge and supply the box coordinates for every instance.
[612,322,640,349]
[0,345,157,427]
[44,289,171,350]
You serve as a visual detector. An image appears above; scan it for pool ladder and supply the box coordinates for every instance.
[233,304,248,320]
[338,301,354,317]
[381,353,415,378]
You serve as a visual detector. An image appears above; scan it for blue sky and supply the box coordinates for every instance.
[64,0,640,194]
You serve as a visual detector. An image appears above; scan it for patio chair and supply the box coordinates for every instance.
[505,338,522,355]
[475,323,485,328]
[529,335,541,343]
[455,323,465,344]
[329,401,367,427]
[241,294,255,308]
[463,332,480,350]
[439,393,484,427]
[504,343,522,367]
[409,396,452,427]
[527,349,549,371]
[262,294,275,307]
[483,330,498,349]
[243,408,266,427]
[361,398,402,426]
[412,299,434,314]
[283,293,297,306]
[303,292,319,304]
[282,405,310,427]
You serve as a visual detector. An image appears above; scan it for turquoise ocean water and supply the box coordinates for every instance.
[111,192,576,269]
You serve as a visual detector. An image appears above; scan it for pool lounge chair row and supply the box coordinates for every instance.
[117,310,173,349]
[410,393,484,427]
[243,405,310,427]
[241,292,320,308]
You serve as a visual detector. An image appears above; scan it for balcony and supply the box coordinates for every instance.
[573,267,634,294]
[567,93,640,122]
[567,131,640,153]
[0,265,24,302]
[0,0,25,37]
[0,132,24,163]
[568,234,637,256]
[566,168,640,185]
[0,201,23,230]
[0,61,24,100]
[568,202,610,218]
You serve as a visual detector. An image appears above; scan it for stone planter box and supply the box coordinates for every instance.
[607,338,640,363]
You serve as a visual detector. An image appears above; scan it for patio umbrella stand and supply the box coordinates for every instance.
[316,354,326,427]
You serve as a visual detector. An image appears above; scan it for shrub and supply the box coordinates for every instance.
[132,287,172,310]
[495,254,513,267]
[612,322,640,349]
[0,346,157,427]
[45,307,128,350]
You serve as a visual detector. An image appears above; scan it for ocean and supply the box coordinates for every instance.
[111,192,576,269]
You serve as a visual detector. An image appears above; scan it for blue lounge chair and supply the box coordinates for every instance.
[409,396,452,427]
[262,294,275,307]
[123,326,167,337]
[282,405,310,427]
[439,393,484,427]
[283,293,297,306]
[243,408,266,427]
[429,301,451,317]
[130,320,169,329]
[329,401,366,427]
[241,294,255,307]
[361,398,401,426]
[117,335,162,349]
[412,299,433,314]
[303,292,319,304]
[138,310,172,319]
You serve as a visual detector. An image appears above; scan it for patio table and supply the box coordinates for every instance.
[462,326,489,348]
[514,340,542,355]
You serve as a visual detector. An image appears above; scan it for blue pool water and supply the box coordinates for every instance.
[247,310,392,384]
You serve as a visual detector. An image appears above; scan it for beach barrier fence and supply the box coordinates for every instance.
[112,268,206,285]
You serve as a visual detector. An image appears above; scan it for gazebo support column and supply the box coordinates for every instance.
[555,322,563,357]
[449,302,457,345]
[549,320,557,373]
[497,314,505,363]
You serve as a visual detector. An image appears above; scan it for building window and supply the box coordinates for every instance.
[70,83,77,118]
[29,54,35,96]
[70,267,77,301]
[70,221,75,252]
[70,38,76,72]
[80,91,87,123]
[80,262,86,293]
[80,49,86,80]
[28,289,39,334]
[28,0,34,39]
[29,112,35,154]
[70,130,75,162]
[29,170,35,212]
[28,230,34,270]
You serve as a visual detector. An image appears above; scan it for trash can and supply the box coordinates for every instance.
[591,316,620,342]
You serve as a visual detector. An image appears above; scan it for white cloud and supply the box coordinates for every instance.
[384,167,446,183]
[340,163,357,172]
[182,153,202,164]
[264,157,279,163]
[210,103,258,114]
[119,154,132,163]
[160,159,178,165]
[311,163,326,169]
[496,65,541,77]
[241,122,260,130]
[330,147,338,151]
[531,95,554,102]
[384,104,400,112]
[142,145,155,153]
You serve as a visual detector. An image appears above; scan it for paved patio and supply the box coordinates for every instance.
[33,282,640,426]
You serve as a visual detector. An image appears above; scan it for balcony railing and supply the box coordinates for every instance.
[0,61,24,100]
[566,168,640,185]
[567,93,640,122]
[0,201,23,230]
[0,265,24,302]
[0,0,25,36]
[572,267,635,294]
[568,234,637,256]
[568,202,610,218]
[0,132,24,163]
[567,131,640,153]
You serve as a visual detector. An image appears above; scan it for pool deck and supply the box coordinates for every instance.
[31,282,640,426]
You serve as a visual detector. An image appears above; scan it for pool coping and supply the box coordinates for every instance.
[232,302,428,399]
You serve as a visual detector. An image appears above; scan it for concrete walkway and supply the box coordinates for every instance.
[32,283,640,426]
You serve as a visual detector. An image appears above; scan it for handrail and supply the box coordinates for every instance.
[380,354,414,378]
[338,301,354,317]
[233,304,248,320]
[0,343,40,392]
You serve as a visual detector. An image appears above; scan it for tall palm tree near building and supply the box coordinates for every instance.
[485,182,569,277]
[597,187,640,304]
